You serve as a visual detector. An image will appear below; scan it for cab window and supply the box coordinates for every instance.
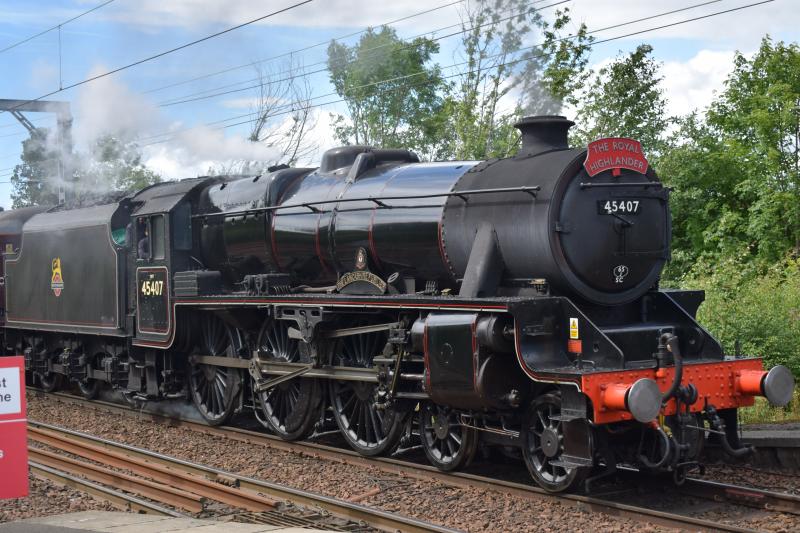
[137,215,166,261]
[151,215,165,259]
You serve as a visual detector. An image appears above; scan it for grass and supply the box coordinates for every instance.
[738,389,800,425]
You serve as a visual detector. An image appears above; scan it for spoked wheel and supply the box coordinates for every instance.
[420,402,477,471]
[329,324,403,456]
[522,392,590,493]
[255,318,321,440]
[189,314,243,425]
[76,352,103,400]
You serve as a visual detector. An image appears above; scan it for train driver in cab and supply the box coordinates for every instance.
[137,218,150,260]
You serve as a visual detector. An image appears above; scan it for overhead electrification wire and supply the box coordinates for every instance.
[0,127,54,140]
[0,0,117,54]
[141,0,762,147]
[0,0,539,158]
[155,0,723,109]
[0,0,316,116]
[156,0,568,107]
[143,0,470,95]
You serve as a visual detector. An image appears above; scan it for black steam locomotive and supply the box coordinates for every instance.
[1,116,793,492]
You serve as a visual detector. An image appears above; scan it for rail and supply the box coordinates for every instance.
[28,418,460,533]
[28,461,184,516]
[32,391,800,532]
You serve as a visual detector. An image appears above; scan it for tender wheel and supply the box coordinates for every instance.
[77,378,101,399]
[420,403,477,471]
[189,314,243,425]
[77,352,103,400]
[329,325,403,456]
[36,347,63,392]
[522,392,590,493]
[38,370,62,393]
[255,318,321,440]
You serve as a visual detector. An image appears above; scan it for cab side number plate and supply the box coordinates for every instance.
[598,199,641,215]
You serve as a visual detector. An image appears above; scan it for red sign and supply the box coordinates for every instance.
[0,356,28,500]
[584,138,649,177]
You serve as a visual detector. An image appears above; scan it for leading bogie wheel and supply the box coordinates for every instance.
[420,402,477,471]
[522,392,590,493]
[255,318,321,440]
[329,324,404,456]
[189,314,243,426]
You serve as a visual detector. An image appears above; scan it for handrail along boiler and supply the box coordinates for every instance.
[1,115,793,492]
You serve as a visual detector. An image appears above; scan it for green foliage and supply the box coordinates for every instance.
[676,256,800,377]
[327,26,449,158]
[659,37,800,273]
[738,391,800,425]
[85,135,161,192]
[324,3,592,161]
[572,44,669,154]
[9,131,161,208]
[447,4,592,160]
[10,128,62,208]
[536,9,593,111]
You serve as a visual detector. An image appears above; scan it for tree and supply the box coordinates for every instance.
[10,129,160,208]
[707,37,800,261]
[10,128,63,208]
[248,57,318,167]
[447,3,592,160]
[84,135,161,193]
[327,26,449,158]
[659,37,800,274]
[572,44,668,155]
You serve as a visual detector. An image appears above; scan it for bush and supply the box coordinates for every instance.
[670,256,800,377]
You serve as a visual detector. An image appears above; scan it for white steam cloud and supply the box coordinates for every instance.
[72,66,281,181]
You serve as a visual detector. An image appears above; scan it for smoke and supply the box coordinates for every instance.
[73,68,165,148]
[36,65,282,201]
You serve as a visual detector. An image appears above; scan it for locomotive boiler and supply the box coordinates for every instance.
[200,116,667,306]
[1,115,793,493]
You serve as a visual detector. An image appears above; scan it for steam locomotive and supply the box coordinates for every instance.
[1,115,793,492]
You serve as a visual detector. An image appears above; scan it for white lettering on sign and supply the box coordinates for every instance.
[586,155,646,175]
[588,140,643,155]
[0,368,21,415]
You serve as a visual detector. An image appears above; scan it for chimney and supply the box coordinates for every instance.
[514,115,574,156]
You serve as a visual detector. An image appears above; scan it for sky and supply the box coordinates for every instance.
[0,0,797,208]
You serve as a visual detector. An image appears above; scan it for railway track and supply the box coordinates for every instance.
[28,461,184,516]
[27,418,457,533]
[31,390,800,532]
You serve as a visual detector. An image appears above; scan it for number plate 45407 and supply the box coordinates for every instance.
[597,199,641,215]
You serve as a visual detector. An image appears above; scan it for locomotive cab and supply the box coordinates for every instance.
[128,178,215,349]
